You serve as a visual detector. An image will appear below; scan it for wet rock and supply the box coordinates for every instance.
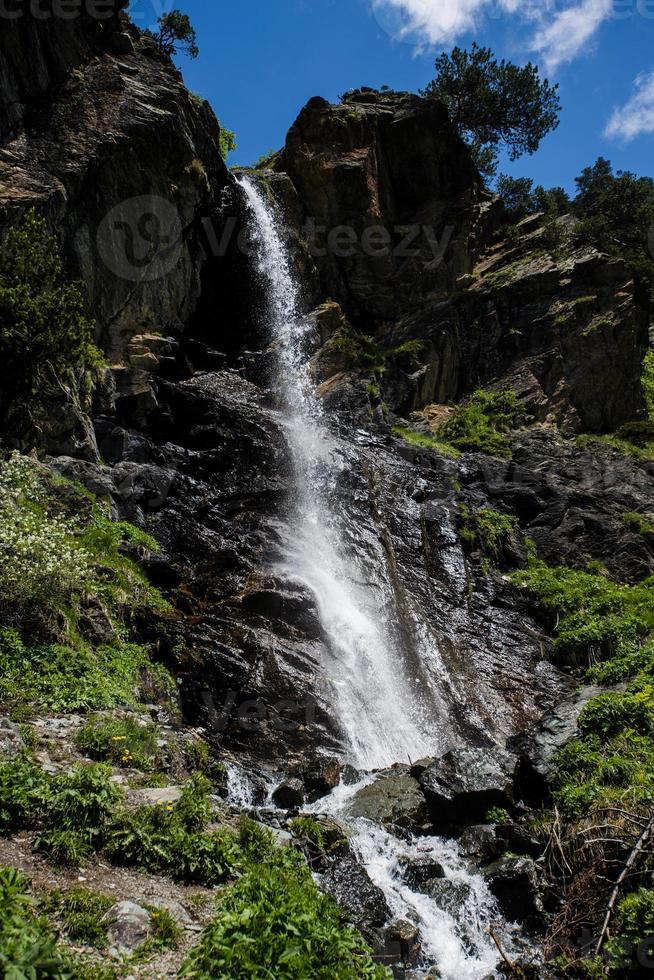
[299,757,341,801]
[420,748,517,827]
[509,685,611,803]
[104,901,152,957]
[319,857,390,939]
[346,774,429,831]
[0,718,22,760]
[459,825,509,865]
[483,857,544,931]
[399,854,446,887]
[272,778,306,810]
[313,816,351,855]
[386,920,421,964]
[422,879,472,914]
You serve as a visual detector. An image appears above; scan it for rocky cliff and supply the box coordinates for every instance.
[1,13,653,978]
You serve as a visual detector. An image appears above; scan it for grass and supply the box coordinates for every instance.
[439,389,526,458]
[392,426,461,459]
[623,511,654,535]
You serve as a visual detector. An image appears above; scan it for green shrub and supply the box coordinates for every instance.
[180,831,388,979]
[459,505,519,560]
[106,775,238,886]
[624,511,654,535]
[606,888,654,970]
[289,815,325,851]
[0,868,71,978]
[75,716,160,771]
[512,560,654,659]
[34,830,93,868]
[440,389,526,457]
[47,764,122,837]
[0,210,100,424]
[147,906,182,949]
[0,755,50,834]
[486,807,510,825]
[579,691,654,740]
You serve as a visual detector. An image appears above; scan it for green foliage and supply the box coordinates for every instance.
[107,775,238,885]
[459,505,519,560]
[512,560,654,660]
[486,807,510,825]
[289,815,325,851]
[572,157,654,297]
[624,511,654,535]
[421,44,560,177]
[75,716,159,771]
[0,755,50,834]
[0,868,72,979]
[0,455,175,714]
[253,148,279,170]
[496,174,571,222]
[219,126,237,161]
[606,888,654,970]
[440,389,525,457]
[34,830,94,868]
[58,889,112,948]
[643,349,654,420]
[181,824,388,979]
[0,210,99,422]
[391,426,461,459]
[149,9,199,59]
[147,906,182,950]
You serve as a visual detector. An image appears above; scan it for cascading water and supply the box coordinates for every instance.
[239,174,437,771]
[237,175,508,978]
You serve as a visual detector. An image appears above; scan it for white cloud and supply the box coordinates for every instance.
[530,0,613,72]
[604,70,654,141]
[370,0,529,47]
[371,0,613,73]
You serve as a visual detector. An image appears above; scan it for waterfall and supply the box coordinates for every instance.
[237,176,507,979]
[239,174,437,772]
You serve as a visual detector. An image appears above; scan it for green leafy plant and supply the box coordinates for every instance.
[219,126,237,161]
[459,505,519,560]
[392,426,460,459]
[75,716,160,771]
[486,807,510,825]
[0,868,71,978]
[147,906,182,950]
[181,826,388,979]
[34,830,93,868]
[624,511,654,535]
[59,889,112,948]
[606,889,654,970]
[0,210,99,425]
[440,389,526,457]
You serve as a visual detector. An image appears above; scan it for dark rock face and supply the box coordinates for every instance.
[483,857,545,933]
[279,89,495,324]
[272,778,305,810]
[509,685,614,802]
[420,748,517,827]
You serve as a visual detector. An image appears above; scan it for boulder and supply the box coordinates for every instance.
[483,857,544,932]
[272,778,306,810]
[300,757,341,801]
[422,879,472,914]
[319,857,390,939]
[345,774,429,831]
[419,748,517,827]
[0,718,22,760]
[398,854,446,888]
[104,902,152,957]
[459,825,509,865]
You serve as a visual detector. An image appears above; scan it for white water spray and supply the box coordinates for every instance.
[239,175,436,771]
[237,176,507,978]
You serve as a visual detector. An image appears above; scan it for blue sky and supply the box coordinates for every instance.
[132,0,653,192]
